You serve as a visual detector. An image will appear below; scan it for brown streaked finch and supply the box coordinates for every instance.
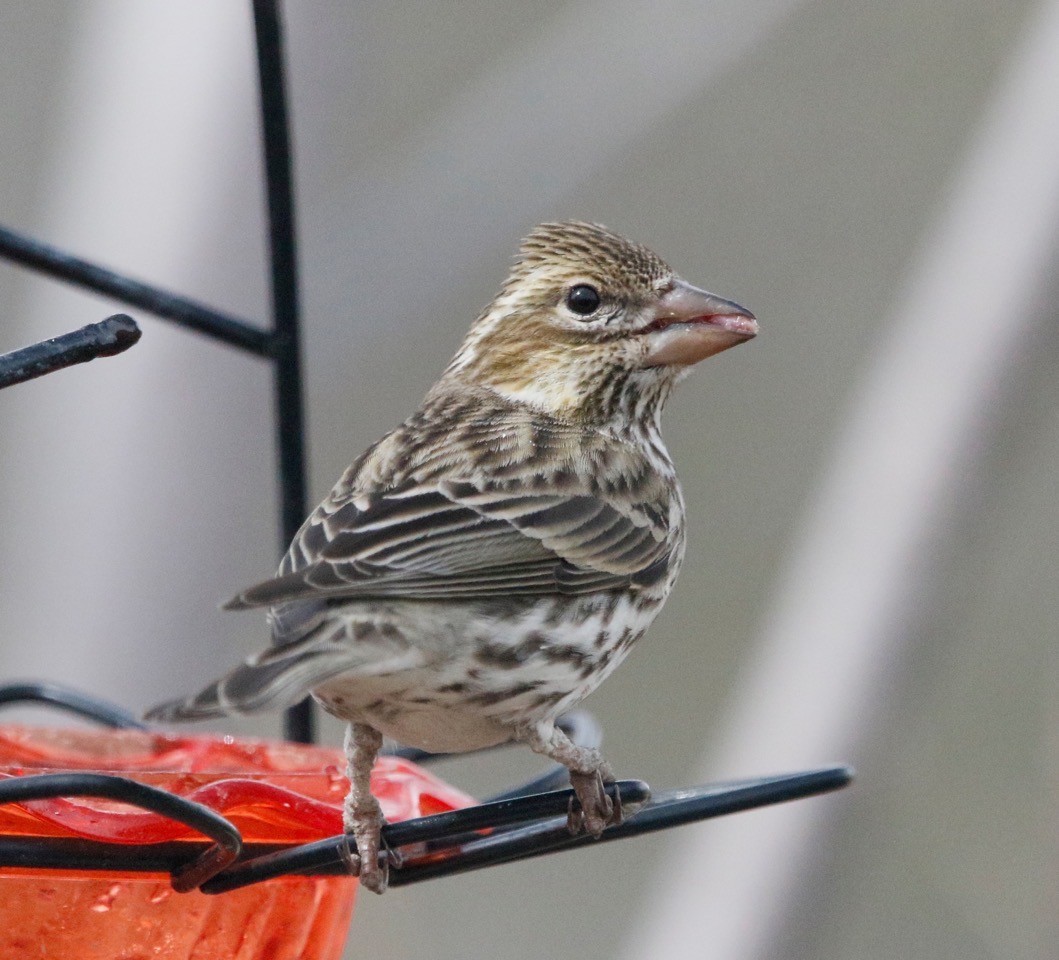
[147,221,757,893]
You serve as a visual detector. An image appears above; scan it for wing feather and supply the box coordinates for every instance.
[226,409,677,612]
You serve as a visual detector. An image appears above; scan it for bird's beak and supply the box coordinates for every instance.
[641,280,758,367]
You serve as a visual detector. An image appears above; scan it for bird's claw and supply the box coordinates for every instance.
[567,768,622,838]
[340,833,390,894]
[358,851,389,895]
[343,797,390,894]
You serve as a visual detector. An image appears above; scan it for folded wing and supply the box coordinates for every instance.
[226,476,671,610]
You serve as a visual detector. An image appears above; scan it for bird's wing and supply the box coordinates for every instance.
[226,475,672,609]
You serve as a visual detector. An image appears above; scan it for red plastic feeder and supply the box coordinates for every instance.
[0,726,474,959]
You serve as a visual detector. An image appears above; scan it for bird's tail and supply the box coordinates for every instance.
[144,625,353,723]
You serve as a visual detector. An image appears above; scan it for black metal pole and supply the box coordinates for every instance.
[252,0,314,743]
[0,315,140,390]
[0,225,270,356]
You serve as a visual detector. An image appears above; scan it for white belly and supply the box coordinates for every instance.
[310,591,659,753]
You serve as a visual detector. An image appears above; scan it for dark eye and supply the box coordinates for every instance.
[565,284,601,317]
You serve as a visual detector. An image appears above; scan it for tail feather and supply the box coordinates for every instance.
[144,686,237,723]
[144,625,353,724]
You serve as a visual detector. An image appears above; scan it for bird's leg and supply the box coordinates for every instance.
[515,720,621,837]
[342,721,387,894]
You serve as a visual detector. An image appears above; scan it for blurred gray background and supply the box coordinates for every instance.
[0,2,1054,958]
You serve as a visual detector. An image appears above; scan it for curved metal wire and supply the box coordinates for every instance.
[0,772,241,891]
[0,680,148,729]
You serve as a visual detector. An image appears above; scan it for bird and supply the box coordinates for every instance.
[146,221,757,893]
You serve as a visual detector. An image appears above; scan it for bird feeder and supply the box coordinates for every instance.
[0,722,473,959]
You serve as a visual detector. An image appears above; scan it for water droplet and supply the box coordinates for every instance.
[90,883,122,913]
[147,884,171,904]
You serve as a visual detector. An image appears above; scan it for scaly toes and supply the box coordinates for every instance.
[567,795,584,835]
[352,827,389,894]
[568,769,616,838]
[344,798,389,894]
[596,762,623,827]
[357,853,389,895]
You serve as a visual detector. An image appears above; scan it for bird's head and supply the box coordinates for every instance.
[443,221,757,425]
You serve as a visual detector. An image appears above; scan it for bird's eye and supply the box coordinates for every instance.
[565,284,601,317]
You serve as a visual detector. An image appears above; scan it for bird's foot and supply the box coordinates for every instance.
[567,763,622,838]
[514,720,623,838]
[344,796,388,894]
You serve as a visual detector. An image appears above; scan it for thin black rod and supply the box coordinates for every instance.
[0,772,242,891]
[202,780,651,893]
[202,767,852,893]
[0,315,140,390]
[385,766,854,888]
[0,225,270,356]
[252,0,313,743]
[0,680,148,729]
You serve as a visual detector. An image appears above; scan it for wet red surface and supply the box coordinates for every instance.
[0,726,474,959]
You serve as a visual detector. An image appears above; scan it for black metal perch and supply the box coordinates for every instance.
[0,314,140,390]
[0,682,851,893]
